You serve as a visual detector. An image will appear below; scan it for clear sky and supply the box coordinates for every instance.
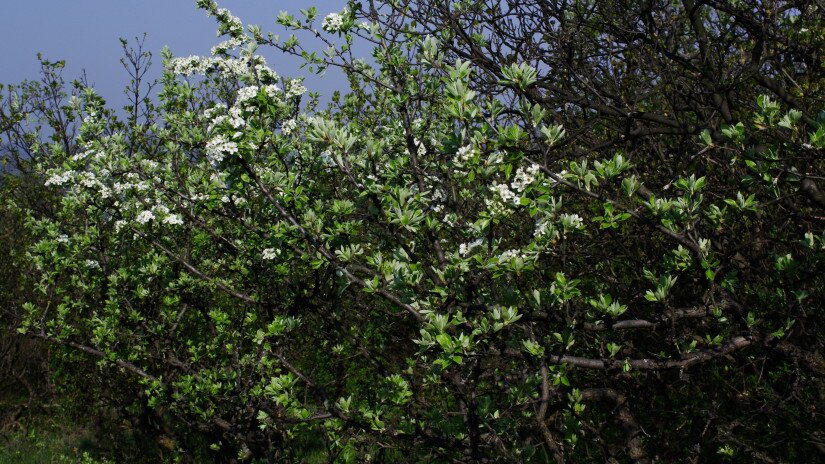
[0,0,349,108]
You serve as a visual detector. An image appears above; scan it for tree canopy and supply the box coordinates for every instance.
[2,1,824,462]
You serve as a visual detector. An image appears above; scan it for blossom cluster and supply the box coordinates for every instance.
[214,7,244,37]
[262,248,281,260]
[322,12,345,32]
[455,144,475,163]
[167,55,277,82]
[237,86,259,104]
[485,163,541,215]
[136,210,155,224]
[498,248,528,264]
[205,135,239,164]
[281,119,297,135]
[210,37,246,56]
[45,170,75,187]
[285,79,307,99]
[512,163,540,192]
[559,213,585,232]
[458,238,484,256]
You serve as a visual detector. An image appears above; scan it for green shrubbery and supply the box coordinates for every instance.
[2,1,824,462]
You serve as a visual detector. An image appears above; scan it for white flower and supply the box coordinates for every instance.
[415,138,427,157]
[264,84,281,98]
[322,12,344,32]
[215,8,244,35]
[262,248,281,260]
[285,79,307,98]
[218,57,248,77]
[113,182,130,193]
[84,259,100,269]
[498,249,522,263]
[44,170,75,187]
[228,107,245,129]
[534,217,552,237]
[78,172,98,189]
[458,238,484,256]
[208,115,229,132]
[56,234,69,244]
[512,164,540,192]
[443,213,458,227]
[456,144,475,163]
[163,214,184,226]
[168,55,204,76]
[221,196,231,203]
[136,210,155,224]
[560,213,584,231]
[237,85,259,104]
[205,135,239,164]
[71,150,91,161]
[211,37,245,56]
[547,169,567,185]
[203,104,227,120]
[491,182,519,206]
[281,118,297,135]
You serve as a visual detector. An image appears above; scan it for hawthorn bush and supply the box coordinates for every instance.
[3,1,825,462]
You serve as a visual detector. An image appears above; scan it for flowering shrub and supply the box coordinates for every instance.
[5,1,825,462]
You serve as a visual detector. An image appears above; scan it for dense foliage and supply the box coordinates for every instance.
[2,1,824,462]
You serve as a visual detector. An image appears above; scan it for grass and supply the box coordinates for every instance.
[0,382,152,464]
[0,426,109,464]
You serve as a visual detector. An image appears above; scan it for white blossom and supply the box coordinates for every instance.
[113,182,130,193]
[560,213,584,231]
[322,12,345,32]
[498,249,523,263]
[491,182,519,206]
[237,86,259,104]
[203,104,227,120]
[262,248,281,260]
[285,79,307,98]
[534,217,553,237]
[459,238,484,256]
[215,8,244,36]
[512,163,540,192]
[281,119,297,135]
[77,172,99,189]
[45,170,75,187]
[136,210,155,224]
[205,135,239,164]
[264,84,281,98]
[163,214,184,226]
[211,37,245,56]
[456,144,475,163]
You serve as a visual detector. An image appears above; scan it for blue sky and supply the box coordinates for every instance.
[0,1,349,108]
